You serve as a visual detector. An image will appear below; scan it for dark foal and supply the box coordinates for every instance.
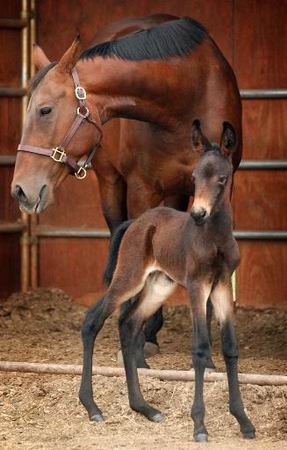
[79,121,255,442]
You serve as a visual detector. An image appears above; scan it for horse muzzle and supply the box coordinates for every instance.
[11,183,50,214]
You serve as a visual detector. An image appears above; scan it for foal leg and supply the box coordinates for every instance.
[79,274,146,421]
[188,280,213,442]
[211,280,256,439]
[120,272,176,422]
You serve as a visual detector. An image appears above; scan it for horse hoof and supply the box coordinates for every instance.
[144,342,160,358]
[90,413,104,422]
[194,433,208,442]
[243,430,256,439]
[150,412,165,423]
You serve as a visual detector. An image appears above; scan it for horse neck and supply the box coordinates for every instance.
[76,57,181,129]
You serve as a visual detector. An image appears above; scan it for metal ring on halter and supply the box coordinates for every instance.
[75,166,87,180]
[77,106,90,119]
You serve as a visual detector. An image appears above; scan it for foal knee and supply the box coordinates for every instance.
[192,342,213,369]
[81,299,110,340]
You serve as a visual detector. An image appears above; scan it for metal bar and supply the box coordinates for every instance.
[234,231,287,240]
[240,89,287,99]
[0,222,25,233]
[34,226,111,238]
[0,155,16,165]
[0,87,27,97]
[33,226,287,241]
[239,160,287,170]
[0,18,28,29]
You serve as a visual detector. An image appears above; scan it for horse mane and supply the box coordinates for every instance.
[29,62,57,92]
[80,17,207,61]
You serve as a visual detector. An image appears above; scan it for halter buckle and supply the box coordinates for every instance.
[75,166,87,180]
[77,106,90,119]
[75,86,87,100]
[51,147,66,163]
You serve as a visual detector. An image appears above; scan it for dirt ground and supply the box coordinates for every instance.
[0,288,286,450]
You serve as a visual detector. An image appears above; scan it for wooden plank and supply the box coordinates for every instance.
[233,171,287,231]
[39,238,109,298]
[0,29,22,86]
[234,0,287,89]
[237,241,287,308]
[242,100,287,160]
[0,235,20,297]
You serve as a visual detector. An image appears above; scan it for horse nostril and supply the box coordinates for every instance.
[191,208,207,224]
[13,185,28,203]
[199,209,207,219]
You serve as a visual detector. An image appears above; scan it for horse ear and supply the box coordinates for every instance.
[57,35,81,73]
[220,121,237,157]
[32,45,51,70]
[191,119,209,153]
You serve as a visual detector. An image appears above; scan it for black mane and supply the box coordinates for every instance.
[80,17,207,62]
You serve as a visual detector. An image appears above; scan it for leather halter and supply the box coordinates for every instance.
[17,68,102,180]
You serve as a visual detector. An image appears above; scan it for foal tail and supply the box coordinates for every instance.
[103,220,134,286]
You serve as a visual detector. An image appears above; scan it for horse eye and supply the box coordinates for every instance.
[40,107,52,116]
[218,176,227,185]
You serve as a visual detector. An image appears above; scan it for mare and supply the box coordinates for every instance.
[11,16,242,367]
[79,121,255,442]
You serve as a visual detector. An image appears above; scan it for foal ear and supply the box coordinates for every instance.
[220,121,237,157]
[57,35,81,73]
[32,45,51,70]
[191,119,209,153]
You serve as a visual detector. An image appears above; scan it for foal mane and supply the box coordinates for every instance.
[80,17,207,62]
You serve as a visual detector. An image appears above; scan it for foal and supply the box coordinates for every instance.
[79,121,255,442]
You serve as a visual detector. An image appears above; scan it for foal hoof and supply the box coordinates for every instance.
[243,430,256,439]
[194,432,208,442]
[150,412,165,423]
[144,342,160,358]
[90,413,104,423]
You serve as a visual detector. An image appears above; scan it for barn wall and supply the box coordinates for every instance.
[0,0,286,308]
[0,1,22,297]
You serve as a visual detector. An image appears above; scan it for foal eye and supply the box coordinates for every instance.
[40,107,52,116]
[218,176,227,185]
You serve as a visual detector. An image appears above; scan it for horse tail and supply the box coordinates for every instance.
[103,220,134,286]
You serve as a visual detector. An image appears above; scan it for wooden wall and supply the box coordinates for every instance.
[0,1,22,297]
[0,0,286,308]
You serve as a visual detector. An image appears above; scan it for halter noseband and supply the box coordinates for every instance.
[17,68,102,180]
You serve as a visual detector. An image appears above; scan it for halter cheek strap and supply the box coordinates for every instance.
[17,67,102,180]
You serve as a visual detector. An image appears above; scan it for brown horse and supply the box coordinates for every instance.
[79,121,255,442]
[11,16,242,365]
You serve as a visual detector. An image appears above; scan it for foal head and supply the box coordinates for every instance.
[191,120,236,225]
[11,39,102,214]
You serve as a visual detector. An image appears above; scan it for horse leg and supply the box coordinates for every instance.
[211,279,256,439]
[120,272,175,421]
[93,157,127,234]
[188,280,213,442]
[79,268,147,421]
